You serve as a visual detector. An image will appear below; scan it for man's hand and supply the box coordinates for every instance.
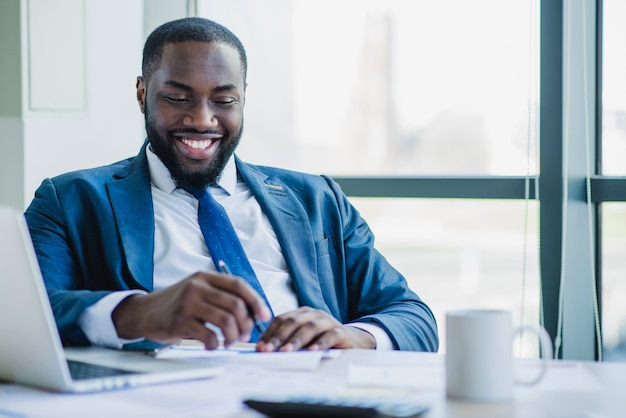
[255,307,376,352]
[111,271,271,350]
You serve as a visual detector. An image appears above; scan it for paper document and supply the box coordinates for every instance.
[155,341,325,371]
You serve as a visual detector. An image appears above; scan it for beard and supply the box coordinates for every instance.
[145,104,242,191]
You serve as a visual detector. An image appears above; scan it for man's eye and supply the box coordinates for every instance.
[165,96,188,103]
[214,99,236,106]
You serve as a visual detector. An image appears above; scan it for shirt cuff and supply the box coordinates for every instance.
[347,322,395,351]
[77,290,147,349]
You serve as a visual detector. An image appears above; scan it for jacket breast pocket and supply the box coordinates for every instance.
[314,237,330,257]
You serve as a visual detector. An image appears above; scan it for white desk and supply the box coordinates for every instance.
[1,348,625,418]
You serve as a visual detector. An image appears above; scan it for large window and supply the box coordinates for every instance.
[198,0,541,355]
[200,0,538,177]
[198,0,611,360]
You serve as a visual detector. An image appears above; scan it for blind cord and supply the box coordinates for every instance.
[520,0,539,356]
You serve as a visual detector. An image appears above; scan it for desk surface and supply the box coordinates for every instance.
[1,348,625,418]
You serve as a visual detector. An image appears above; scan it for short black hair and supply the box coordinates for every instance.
[142,17,247,83]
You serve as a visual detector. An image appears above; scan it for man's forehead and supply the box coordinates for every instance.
[161,41,239,63]
[157,41,243,77]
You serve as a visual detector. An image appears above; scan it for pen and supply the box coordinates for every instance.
[218,260,267,336]
[146,341,181,357]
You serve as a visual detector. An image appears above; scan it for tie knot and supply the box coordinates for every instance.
[186,187,208,199]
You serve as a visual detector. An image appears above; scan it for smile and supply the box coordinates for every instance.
[173,133,223,161]
[180,138,215,149]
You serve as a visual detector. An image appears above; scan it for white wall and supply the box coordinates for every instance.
[20,0,146,209]
[0,0,193,210]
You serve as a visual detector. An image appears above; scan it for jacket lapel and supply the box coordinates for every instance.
[101,150,326,298]
[236,159,326,308]
[106,145,154,291]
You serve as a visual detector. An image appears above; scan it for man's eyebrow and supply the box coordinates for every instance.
[213,84,238,93]
[163,80,193,91]
[163,80,238,94]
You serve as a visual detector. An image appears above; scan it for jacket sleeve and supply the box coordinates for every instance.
[322,175,439,352]
[25,178,112,346]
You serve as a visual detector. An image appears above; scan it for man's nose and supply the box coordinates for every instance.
[183,102,218,129]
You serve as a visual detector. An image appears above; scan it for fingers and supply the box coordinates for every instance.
[113,271,270,349]
[187,273,274,346]
[215,262,271,328]
[256,307,346,352]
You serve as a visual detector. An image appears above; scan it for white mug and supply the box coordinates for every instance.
[445,309,553,402]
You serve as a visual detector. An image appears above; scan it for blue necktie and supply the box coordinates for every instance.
[187,187,272,341]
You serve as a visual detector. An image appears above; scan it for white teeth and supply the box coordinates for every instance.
[181,138,213,149]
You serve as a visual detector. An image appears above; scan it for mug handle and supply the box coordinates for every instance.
[513,324,553,386]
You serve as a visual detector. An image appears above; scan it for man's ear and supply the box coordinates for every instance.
[136,76,146,114]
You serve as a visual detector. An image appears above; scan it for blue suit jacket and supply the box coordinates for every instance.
[25,144,438,351]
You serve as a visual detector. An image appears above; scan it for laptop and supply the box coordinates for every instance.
[0,206,222,393]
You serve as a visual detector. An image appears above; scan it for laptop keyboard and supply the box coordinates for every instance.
[67,359,137,380]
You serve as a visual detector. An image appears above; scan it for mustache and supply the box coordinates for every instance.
[169,128,224,136]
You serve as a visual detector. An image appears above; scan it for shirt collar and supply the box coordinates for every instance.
[146,145,237,195]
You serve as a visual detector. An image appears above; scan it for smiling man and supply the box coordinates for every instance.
[142,40,243,191]
[25,17,438,353]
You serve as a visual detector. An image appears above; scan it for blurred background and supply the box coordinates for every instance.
[1,0,624,360]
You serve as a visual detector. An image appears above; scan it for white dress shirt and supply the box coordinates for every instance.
[77,147,392,350]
